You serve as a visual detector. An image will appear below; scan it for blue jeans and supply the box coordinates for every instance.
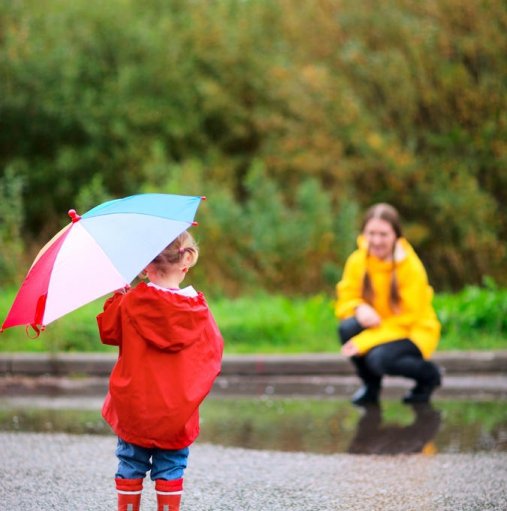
[115,437,189,481]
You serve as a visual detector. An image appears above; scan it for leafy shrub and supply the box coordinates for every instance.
[210,293,336,353]
[435,279,507,349]
[0,0,506,292]
[0,166,25,283]
[2,284,505,353]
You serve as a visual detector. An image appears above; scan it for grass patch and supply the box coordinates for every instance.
[210,293,337,354]
[0,288,114,353]
[0,284,505,353]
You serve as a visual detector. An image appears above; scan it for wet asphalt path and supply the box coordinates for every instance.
[2,352,507,509]
[1,431,506,510]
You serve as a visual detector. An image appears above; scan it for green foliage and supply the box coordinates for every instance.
[0,289,115,353]
[224,163,336,292]
[142,159,339,293]
[1,284,505,353]
[0,166,25,283]
[0,0,506,292]
[210,293,337,353]
[75,174,113,215]
[435,279,507,350]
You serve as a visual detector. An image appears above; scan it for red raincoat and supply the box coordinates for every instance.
[97,282,224,449]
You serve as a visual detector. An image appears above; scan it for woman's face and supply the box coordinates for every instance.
[363,218,398,260]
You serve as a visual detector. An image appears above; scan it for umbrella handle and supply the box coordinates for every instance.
[26,324,44,338]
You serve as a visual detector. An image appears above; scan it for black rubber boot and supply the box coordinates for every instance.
[402,383,438,404]
[351,385,380,406]
[403,373,442,404]
[402,364,442,404]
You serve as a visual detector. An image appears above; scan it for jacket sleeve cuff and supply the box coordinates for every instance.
[335,299,364,320]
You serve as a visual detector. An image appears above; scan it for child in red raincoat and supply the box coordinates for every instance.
[97,231,224,511]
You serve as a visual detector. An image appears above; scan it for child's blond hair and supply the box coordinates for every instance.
[150,231,199,275]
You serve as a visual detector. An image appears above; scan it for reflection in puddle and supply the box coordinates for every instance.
[198,398,507,455]
[347,404,441,455]
[0,397,506,455]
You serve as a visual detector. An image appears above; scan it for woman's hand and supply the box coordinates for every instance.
[356,303,381,328]
[341,340,360,357]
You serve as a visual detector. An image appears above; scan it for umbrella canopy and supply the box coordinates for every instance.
[1,193,204,334]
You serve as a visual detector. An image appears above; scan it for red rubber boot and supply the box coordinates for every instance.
[155,478,183,511]
[115,478,143,511]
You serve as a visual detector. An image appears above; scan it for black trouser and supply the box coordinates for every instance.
[338,317,440,389]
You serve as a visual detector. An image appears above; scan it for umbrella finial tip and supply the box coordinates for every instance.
[68,209,81,222]
[201,196,207,201]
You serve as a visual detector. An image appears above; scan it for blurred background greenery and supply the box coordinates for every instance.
[0,0,506,351]
[0,280,505,353]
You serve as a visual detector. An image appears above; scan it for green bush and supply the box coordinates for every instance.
[0,166,25,283]
[0,0,505,292]
[143,160,341,294]
[211,293,336,353]
[435,279,507,350]
[1,283,505,353]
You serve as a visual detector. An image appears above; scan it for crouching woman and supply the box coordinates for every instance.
[335,203,441,406]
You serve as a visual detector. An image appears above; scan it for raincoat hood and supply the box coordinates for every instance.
[123,282,210,352]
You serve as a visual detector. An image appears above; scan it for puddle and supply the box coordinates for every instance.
[199,398,507,455]
[0,396,506,455]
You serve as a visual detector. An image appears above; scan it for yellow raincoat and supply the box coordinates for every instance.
[335,237,440,359]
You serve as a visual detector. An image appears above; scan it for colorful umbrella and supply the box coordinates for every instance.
[1,193,204,335]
